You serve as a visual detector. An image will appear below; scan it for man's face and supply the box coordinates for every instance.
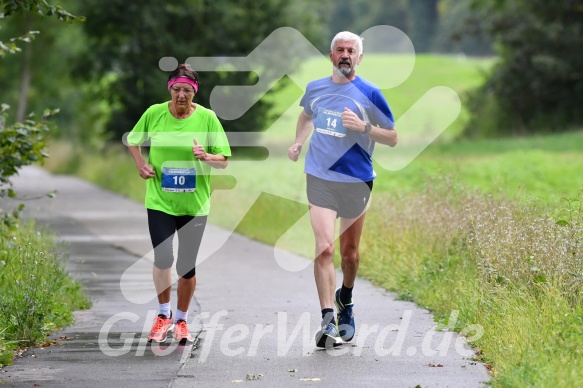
[330,39,362,78]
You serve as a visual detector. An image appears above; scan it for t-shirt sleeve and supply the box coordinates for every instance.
[207,111,232,158]
[299,83,314,115]
[126,107,152,146]
[370,89,395,129]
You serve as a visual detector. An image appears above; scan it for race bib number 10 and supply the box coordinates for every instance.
[161,167,196,192]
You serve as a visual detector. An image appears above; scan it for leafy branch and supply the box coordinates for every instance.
[0,0,85,56]
[0,104,58,194]
[1,0,85,22]
[0,30,39,57]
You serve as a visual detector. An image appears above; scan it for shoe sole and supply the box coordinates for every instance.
[315,332,343,348]
[337,323,355,342]
[176,337,193,345]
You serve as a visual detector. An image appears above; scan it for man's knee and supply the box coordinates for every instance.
[315,243,335,261]
[341,248,360,264]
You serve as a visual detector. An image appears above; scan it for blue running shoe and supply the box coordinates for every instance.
[335,288,355,341]
[315,321,342,348]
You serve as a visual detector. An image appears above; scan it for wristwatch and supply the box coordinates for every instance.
[364,123,372,134]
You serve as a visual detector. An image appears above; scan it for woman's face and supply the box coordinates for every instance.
[169,81,195,110]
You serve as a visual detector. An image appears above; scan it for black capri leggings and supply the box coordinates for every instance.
[147,209,207,279]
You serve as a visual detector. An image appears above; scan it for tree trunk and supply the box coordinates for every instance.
[408,0,439,53]
[16,43,32,122]
[16,16,33,123]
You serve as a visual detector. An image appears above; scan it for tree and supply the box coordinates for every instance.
[73,0,329,140]
[407,0,439,52]
[465,0,583,136]
[325,0,408,50]
[0,2,84,127]
[0,0,83,218]
[432,0,493,55]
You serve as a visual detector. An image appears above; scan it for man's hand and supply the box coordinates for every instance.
[288,143,302,162]
[341,107,366,133]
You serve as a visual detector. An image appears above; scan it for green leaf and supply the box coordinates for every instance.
[533,275,547,283]
[556,219,569,226]
[7,188,16,198]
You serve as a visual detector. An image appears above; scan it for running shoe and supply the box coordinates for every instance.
[335,288,355,342]
[174,320,193,344]
[315,321,342,348]
[148,313,174,343]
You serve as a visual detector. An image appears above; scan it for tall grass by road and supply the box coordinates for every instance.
[0,219,91,366]
[41,54,583,386]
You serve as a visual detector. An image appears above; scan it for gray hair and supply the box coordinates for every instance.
[330,31,363,56]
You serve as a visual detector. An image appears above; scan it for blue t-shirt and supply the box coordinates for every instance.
[300,76,394,183]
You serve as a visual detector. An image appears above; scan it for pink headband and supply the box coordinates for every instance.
[168,76,199,93]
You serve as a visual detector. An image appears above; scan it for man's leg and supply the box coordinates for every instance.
[339,211,367,289]
[309,205,338,310]
[335,211,367,342]
[309,204,343,347]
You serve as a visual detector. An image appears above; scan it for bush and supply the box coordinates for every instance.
[465,0,583,136]
[0,220,91,365]
[0,104,56,195]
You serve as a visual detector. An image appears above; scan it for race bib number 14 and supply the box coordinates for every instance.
[314,107,347,138]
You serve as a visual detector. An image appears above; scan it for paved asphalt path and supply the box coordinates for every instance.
[1,167,490,387]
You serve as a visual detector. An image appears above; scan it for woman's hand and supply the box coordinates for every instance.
[192,138,207,161]
[138,163,155,179]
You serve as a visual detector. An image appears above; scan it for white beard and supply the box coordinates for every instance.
[334,62,357,78]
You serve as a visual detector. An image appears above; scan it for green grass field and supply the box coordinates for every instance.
[42,54,583,386]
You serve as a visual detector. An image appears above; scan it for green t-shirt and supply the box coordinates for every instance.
[127,102,231,216]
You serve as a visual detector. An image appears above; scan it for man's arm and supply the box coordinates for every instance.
[363,124,398,147]
[341,107,398,147]
[288,110,313,161]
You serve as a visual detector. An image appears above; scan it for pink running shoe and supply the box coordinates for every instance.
[173,320,193,343]
[147,314,174,343]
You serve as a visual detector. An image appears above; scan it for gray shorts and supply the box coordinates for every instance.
[306,174,373,219]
